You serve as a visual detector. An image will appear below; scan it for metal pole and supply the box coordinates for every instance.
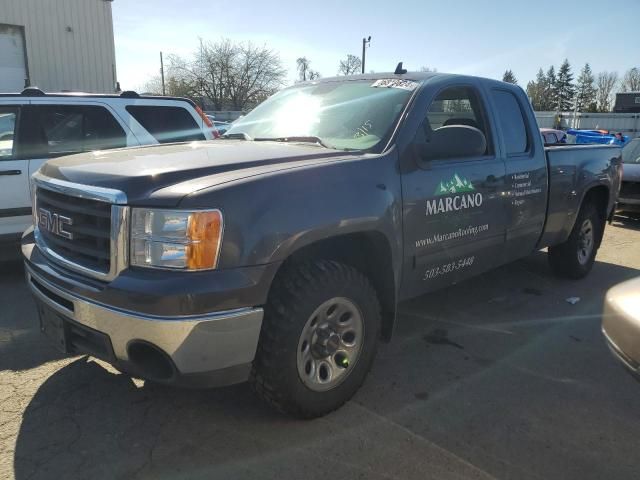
[160,51,166,95]
[362,38,366,74]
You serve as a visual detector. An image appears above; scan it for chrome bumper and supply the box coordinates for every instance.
[26,265,264,383]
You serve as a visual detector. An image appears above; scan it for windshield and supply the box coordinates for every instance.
[225,79,416,151]
[622,138,640,164]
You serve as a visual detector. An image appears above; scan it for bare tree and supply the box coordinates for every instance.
[227,42,286,109]
[296,57,310,82]
[141,74,192,97]
[308,70,321,80]
[621,67,640,92]
[140,76,163,95]
[338,54,362,76]
[157,39,286,110]
[596,71,618,112]
[420,66,437,72]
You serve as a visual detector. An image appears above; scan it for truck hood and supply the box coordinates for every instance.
[39,140,355,206]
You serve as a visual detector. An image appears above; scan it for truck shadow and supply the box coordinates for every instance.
[612,214,640,231]
[0,260,69,372]
[13,252,640,479]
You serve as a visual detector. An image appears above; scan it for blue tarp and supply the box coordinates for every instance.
[566,129,629,145]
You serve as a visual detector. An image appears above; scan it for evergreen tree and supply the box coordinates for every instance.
[555,59,576,111]
[545,66,557,111]
[526,68,547,110]
[526,80,538,109]
[502,69,518,84]
[575,63,597,112]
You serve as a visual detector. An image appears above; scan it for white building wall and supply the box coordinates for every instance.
[534,111,640,138]
[0,0,116,92]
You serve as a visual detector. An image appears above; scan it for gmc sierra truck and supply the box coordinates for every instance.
[22,71,622,418]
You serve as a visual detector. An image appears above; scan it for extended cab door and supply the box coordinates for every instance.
[400,83,507,299]
[486,88,548,262]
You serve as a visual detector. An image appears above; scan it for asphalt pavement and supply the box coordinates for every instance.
[1,216,640,480]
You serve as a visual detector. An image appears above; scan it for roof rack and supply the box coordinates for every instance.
[119,90,140,98]
[21,87,45,96]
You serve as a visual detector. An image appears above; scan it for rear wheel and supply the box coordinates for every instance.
[548,201,603,279]
[250,260,381,418]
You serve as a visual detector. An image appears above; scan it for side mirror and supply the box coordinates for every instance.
[416,125,487,161]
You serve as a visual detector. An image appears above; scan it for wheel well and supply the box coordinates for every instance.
[272,232,397,342]
[582,185,609,247]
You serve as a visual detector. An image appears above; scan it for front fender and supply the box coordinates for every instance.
[180,151,403,270]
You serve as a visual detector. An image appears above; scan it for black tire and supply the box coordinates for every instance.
[548,201,603,279]
[250,260,381,418]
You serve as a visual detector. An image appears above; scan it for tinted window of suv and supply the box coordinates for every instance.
[126,105,205,143]
[36,105,127,157]
[491,90,528,154]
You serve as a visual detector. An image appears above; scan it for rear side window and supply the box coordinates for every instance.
[125,105,205,143]
[0,107,18,160]
[36,105,127,157]
[491,90,528,154]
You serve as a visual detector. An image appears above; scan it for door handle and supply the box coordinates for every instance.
[0,170,22,176]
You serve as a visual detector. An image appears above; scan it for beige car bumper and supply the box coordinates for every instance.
[602,277,640,377]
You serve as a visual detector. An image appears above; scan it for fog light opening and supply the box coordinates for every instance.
[127,341,175,381]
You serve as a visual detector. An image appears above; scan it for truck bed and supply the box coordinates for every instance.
[539,144,622,248]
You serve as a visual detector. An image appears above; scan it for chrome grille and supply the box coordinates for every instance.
[36,188,112,272]
[32,172,129,281]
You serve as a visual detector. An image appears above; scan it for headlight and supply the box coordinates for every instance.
[130,208,223,270]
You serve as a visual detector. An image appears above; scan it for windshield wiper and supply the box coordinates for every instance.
[221,132,253,140]
[254,136,335,149]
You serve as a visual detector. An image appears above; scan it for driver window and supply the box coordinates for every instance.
[421,86,492,156]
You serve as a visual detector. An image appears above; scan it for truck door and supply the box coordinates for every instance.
[0,103,31,239]
[400,84,507,299]
[487,88,548,262]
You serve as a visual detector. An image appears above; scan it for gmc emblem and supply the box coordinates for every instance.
[38,208,74,240]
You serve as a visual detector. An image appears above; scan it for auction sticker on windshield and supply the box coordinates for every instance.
[371,79,419,90]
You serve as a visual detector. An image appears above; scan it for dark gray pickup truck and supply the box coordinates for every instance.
[22,71,622,417]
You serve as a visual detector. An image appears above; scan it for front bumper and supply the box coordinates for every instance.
[22,230,272,388]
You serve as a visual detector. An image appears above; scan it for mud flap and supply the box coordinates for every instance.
[608,203,616,224]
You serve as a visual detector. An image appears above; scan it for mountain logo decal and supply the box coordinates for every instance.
[435,174,475,196]
[426,173,483,216]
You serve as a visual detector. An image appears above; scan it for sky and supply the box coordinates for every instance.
[113,0,639,91]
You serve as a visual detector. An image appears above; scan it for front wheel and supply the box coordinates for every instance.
[250,260,381,418]
[548,201,603,279]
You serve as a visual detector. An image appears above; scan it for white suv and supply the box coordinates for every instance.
[0,89,215,253]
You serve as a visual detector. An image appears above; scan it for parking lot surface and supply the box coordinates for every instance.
[1,217,640,480]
